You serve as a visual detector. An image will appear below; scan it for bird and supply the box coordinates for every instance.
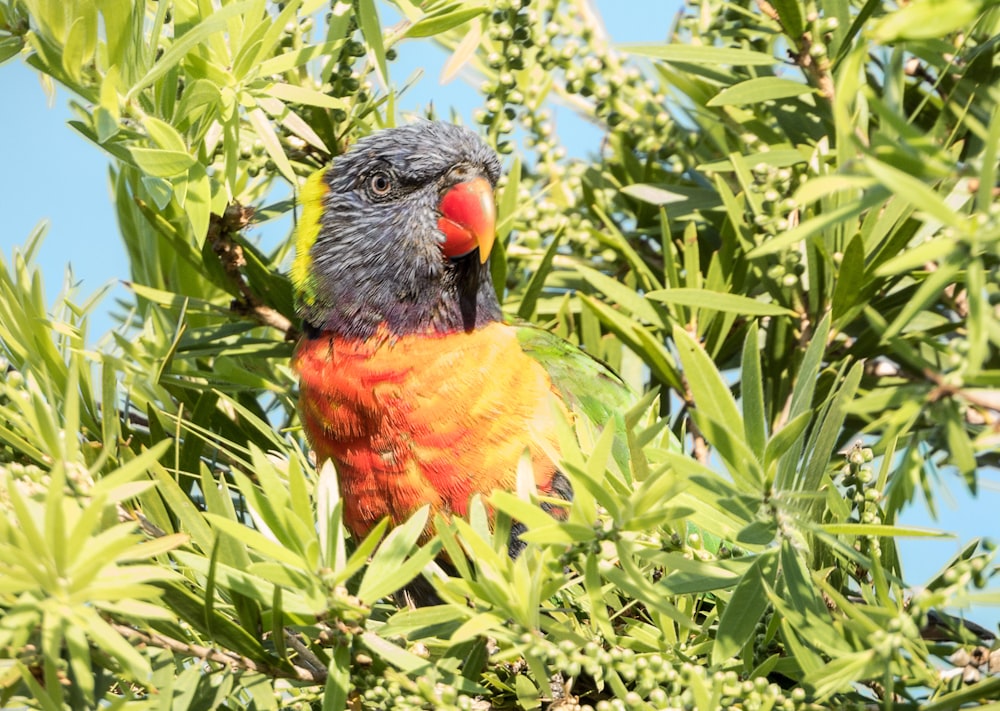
[290,121,631,602]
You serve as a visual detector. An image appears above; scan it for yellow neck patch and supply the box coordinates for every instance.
[291,167,330,306]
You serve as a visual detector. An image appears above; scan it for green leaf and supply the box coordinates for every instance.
[747,190,885,258]
[93,106,119,143]
[130,147,196,177]
[491,154,519,302]
[831,232,866,323]
[863,157,966,230]
[257,39,343,76]
[713,549,777,664]
[630,325,684,392]
[181,163,212,245]
[266,82,349,110]
[357,507,438,603]
[707,77,815,106]
[126,0,256,99]
[441,16,483,82]
[918,675,1000,711]
[515,230,562,320]
[673,325,762,489]
[143,115,188,152]
[763,411,811,472]
[741,322,767,461]
[806,650,879,700]
[407,6,486,38]
[78,607,152,682]
[819,523,953,537]
[61,10,97,83]
[355,0,388,83]
[63,620,94,700]
[770,0,805,38]
[798,361,863,493]
[206,515,310,569]
[773,313,831,489]
[648,288,795,317]
[361,632,431,672]
[323,643,351,711]
[242,0,303,76]
[792,175,876,206]
[943,400,977,481]
[779,540,830,622]
[578,264,667,327]
[965,259,987,372]
[248,107,296,184]
[882,259,960,340]
[621,183,690,205]
[0,36,23,65]
[872,0,989,41]
[624,44,777,66]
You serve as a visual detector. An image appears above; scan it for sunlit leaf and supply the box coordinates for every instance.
[707,77,815,106]
[625,44,776,65]
[648,288,795,316]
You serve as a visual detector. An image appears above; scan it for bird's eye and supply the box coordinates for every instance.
[368,172,392,197]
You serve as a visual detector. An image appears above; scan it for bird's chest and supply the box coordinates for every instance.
[293,325,561,537]
[295,329,485,462]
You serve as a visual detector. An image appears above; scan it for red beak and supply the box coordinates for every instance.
[437,177,496,264]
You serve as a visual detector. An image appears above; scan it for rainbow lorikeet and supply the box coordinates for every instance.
[291,122,630,579]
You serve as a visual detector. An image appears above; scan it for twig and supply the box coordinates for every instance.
[924,368,1000,415]
[231,298,299,336]
[689,416,710,466]
[864,358,999,426]
[760,0,836,103]
[285,632,329,677]
[792,35,835,102]
[678,368,710,465]
[925,260,970,320]
[756,0,780,23]
[116,503,168,539]
[208,203,300,341]
[773,310,817,431]
[110,621,325,683]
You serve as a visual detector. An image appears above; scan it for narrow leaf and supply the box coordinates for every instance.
[625,44,776,66]
[648,288,795,316]
[741,322,767,461]
[356,0,388,83]
[713,550,778,664]
[707,77,815,106]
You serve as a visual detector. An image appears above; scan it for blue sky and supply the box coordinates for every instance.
[0,1,996,631]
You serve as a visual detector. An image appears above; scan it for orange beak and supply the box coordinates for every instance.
[437,176,496,264]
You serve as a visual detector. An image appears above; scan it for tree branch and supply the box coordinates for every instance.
[208,203,300,341]
[110,621,325,683]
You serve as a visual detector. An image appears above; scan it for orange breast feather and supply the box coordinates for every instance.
[294,323,563,539]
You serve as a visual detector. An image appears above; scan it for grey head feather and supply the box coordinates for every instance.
[300,122,503,339]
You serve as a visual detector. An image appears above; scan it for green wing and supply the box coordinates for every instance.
[515,322,635,472]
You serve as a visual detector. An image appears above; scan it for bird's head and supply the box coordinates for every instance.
[292,122,504,339]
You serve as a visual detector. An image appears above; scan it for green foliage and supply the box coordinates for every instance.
[1,0,999,709]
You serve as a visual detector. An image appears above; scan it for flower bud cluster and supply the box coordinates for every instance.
[749,161,808,289]
[527,640,806,710]
[473,0,536,154]
[838,441,881,566]
[474,1,685,284]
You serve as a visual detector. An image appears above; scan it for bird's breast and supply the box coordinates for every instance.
[294,323,564,539]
